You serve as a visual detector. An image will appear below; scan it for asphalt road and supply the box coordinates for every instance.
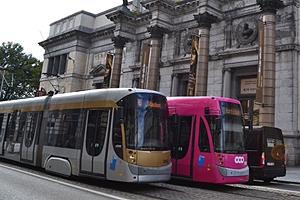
[1,160,300,200]
[0,164,127,200]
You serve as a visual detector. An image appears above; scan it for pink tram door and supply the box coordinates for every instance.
[168,96,249,184]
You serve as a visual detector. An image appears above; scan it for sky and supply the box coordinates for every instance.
[0,0,122,61]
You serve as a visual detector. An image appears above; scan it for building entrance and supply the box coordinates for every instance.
[239,97,260,127]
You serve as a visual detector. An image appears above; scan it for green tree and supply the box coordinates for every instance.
[0,42,42,100]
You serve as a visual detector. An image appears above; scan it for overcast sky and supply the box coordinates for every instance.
[0,0,122,61]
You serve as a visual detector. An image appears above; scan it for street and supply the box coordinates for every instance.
[0,163,126,200]
[0,160,299,200]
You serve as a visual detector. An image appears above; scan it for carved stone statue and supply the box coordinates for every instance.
[236,20,257,47]
[242,23,253,39]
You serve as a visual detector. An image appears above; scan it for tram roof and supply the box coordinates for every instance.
[167,96,241,105]
[0,88,165,112]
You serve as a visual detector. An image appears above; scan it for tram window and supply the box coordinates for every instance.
[113,111,123,158]
[206,116,220,151]
[45,109,82,149]
[199,118,210,152]
[0,113,4,142]
[6,111,17,143]
[168,116,176,158]
[1,114,9,149]
[24,113,39,148]
[86,110,108,156]
[5,110,25,153]
[177,116,192,159]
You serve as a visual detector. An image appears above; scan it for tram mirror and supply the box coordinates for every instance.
[216,117,221,130]
[117,106,124,121]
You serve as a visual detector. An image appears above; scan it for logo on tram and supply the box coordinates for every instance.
[234,156,245,164]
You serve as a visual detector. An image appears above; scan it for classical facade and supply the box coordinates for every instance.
[38,0,300,166]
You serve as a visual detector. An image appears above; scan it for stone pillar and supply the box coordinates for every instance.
[171,74,179,96]
[193,12,217,96]
[110,36,128,88]
[225,19,232,48]
[257,0,284,126]
[146,25,166,91]
[223,68,232,98]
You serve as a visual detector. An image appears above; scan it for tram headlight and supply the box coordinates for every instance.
[127,150,137,164]
[129,154,136,163]
[216,154,224,166]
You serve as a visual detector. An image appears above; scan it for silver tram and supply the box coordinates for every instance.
[0,88,171,183]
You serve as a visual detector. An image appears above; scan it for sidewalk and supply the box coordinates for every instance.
[275,166,300,184]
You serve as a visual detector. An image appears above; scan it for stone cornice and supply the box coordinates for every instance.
[106,9,152,26]
[39,26,117,47]
[169,57,190,65]
[276,44,299,52]
[142,0,176,14]
[39,30,90,47]
[211,44,300,60]
[223,4,261,20]
[90,26,115,40]
[106,10,136,24]
[211,46,258,60]
[142,0,201,16]
[283,134,300,139]
[134,12,153,25]
[174,0,199,13]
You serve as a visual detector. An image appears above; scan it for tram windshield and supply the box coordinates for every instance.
[213,101,245,153]
[119,93,169,151]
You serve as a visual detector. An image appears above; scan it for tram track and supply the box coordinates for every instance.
[1,159,300,200]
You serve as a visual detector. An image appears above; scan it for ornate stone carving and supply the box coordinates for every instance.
[147,25,167,39]
[257,0,284,14]
[111,36,128,48]
[182,30,198,54]
[235,19,258,46]
[194,12,218,29]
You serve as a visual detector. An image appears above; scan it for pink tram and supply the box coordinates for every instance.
[167,96,249,184]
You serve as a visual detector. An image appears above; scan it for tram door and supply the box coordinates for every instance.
[81,109,109,175]
[21,112,40,162]
[171,116,195,178]
[192,117,214,182]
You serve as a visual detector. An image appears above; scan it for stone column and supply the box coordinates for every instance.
[225,18,232,48]
[110,36,128,88]
[171,74,179,96]
[223,68,232,98]
[257,0,284,126]
[146,25,166,91]
[193,12,217,96]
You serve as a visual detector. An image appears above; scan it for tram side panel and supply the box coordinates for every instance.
[42,117,82,177]
[0,97,48,167]
[42,94,85,177]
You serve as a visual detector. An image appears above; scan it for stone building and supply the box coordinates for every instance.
[38,0,300,166]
